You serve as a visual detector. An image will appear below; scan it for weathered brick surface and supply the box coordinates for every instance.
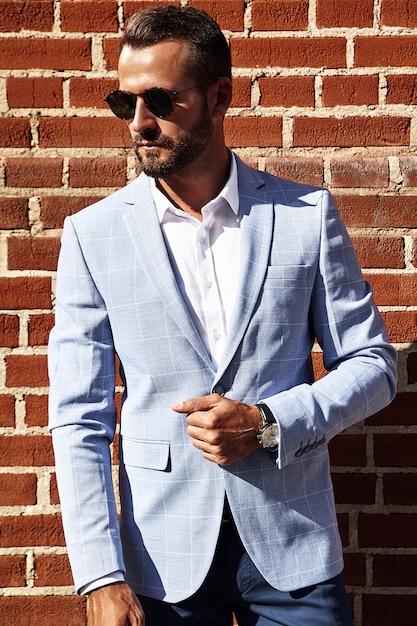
[0,2,415,621]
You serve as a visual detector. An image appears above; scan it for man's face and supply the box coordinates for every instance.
[118,41,214,179]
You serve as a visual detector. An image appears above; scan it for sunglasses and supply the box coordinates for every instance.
[104,79,219,120]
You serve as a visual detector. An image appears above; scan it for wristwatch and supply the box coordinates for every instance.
[256,403,279,451]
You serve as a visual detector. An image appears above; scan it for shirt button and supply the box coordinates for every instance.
[213,330,221,341]
[205,279,212,289]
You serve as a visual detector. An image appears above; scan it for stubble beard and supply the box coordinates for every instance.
[132,104,213,179]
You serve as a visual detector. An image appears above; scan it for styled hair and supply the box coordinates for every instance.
[120,5,232,87]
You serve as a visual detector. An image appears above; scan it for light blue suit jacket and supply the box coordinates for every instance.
[48,156,397,602]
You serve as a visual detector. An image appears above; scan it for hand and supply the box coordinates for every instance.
[172,394,263,465]
[88,583,145,626]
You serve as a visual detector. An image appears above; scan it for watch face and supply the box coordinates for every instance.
[261,423,279,447]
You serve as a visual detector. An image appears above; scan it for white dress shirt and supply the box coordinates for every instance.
[81,153,241,594]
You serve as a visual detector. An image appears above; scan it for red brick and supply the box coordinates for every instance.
[124,0,181,25]
[6,355,49,388]
[386,74,417,105]
[231,37,346,69]
[381,0,417,27]
[29,314,54,347]
[0,435,53,467]
[322,75,378,107]
[312,351,327,381]
[363,595,417,626]
[265,157,324,186]
[329,434,367,467]
[336,195,417,228]
[230,77,251,108]
[0,514,64,547]
[0,277,51,310]
[103,37,121,71]
[317,0,374,28]
[337,513,349,546]
[293,116,410,148]
[188,1,245,31]
[374,554,417,587]
[69,158,127,188]
[0,1,54,32]
[351,235,404,269]
[5,158,63,189]
[8,237,61,271]
[251,0,309,31]
[383,473,417,506]
[61,0,118,32]
[374,434,417,467]
[50,473,59,505]
[364,272,416,307]
[259,76,314,107]
[41,195,104,228]
[0,555,26,588]
[38,117,131,148]
[7,77,63,108]
[70,77,118,108]
[330,158,389,188]
[224,117,283,148]
[25,395,49,428]
[0,596,86,625]
[343,553,366,586]
[0,197,29,229]
[0,315,19,347]
[0,395,16,428]
[0,38,91,70]
[332,472,376,504]
[382,311,417,343]
[367,393,416,427]
[0,118,31,148]
[358,513,417,548]
[0,473,37,506]
[34,553,73,587]
[355,36,417,68]
[409,352,417,384]
[399,156,417,186]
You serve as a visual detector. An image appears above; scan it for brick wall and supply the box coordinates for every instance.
[0,1,416,624]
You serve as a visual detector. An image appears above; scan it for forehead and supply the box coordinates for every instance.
[118,40,191,89]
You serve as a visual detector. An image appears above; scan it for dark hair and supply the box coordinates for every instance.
[120,5,231,87]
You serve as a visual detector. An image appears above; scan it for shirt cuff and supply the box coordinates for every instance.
[80,571,125,595]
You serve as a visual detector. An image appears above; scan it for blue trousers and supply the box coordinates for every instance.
[137,514,354,626]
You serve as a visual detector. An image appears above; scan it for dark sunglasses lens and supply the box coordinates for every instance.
[143,88,174,118]
[105,91,136,120]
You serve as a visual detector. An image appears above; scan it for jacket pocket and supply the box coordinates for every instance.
[265,264,310,281]
[121,437,170,471]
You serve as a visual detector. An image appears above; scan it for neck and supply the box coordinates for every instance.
[156,146,231,221]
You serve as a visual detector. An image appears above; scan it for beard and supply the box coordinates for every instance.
[132,102,213,179]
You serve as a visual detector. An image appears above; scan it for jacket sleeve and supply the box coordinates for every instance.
[48,216,125,593]
[264,190,397,469]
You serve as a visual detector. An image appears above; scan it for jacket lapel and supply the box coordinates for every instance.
[214,159,273,381]
[122,175,213,367]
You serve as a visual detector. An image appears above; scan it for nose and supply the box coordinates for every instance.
[129,95,158,135]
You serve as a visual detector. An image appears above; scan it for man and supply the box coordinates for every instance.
[48,6,397,625]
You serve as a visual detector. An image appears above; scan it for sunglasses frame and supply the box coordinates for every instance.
[104,78,220,121]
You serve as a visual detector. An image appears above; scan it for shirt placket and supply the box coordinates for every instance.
[196,207,226,367]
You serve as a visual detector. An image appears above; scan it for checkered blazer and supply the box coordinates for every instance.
[48,155,397,601]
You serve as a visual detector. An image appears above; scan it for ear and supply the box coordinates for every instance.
[211,77,233,118]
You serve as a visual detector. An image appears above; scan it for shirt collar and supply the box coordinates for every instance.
[151,150,239,222]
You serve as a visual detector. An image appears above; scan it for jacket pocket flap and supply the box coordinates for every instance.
[266,265,310,280]
[122,437,170,471]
